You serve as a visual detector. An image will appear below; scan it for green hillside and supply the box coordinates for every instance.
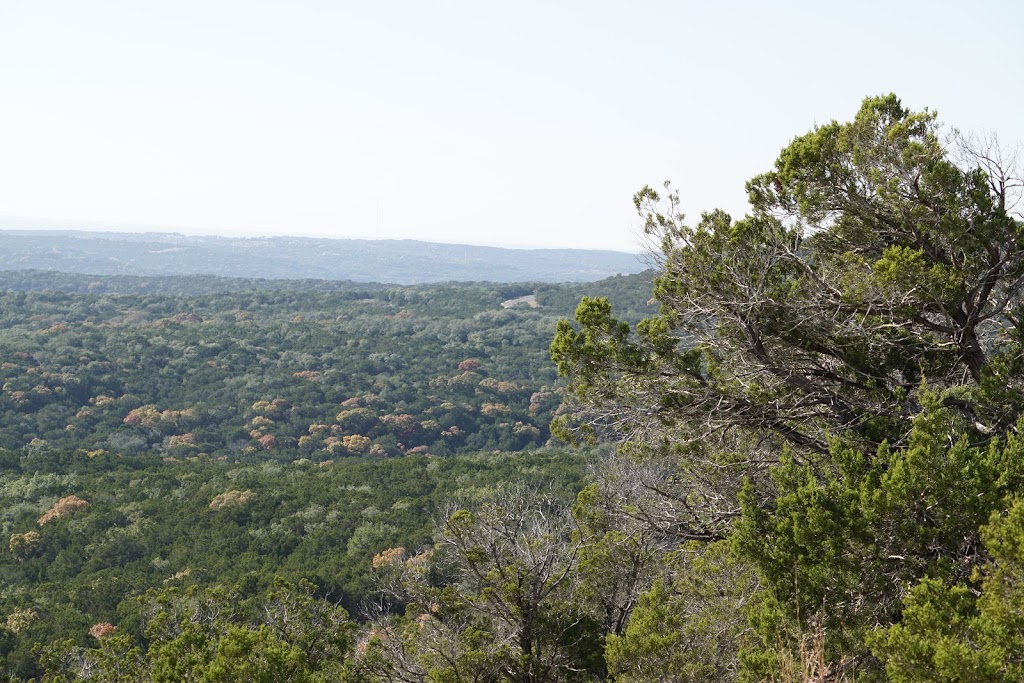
[0,271,653,458]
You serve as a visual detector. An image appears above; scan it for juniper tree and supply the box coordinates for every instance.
[552,94,1024,679]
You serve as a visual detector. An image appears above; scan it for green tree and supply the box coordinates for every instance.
[553,94,1024,461]
[39,579,353,682]
[362,488,601,683]
[871,496,1024,682]
[551,94,1024,679]
[604,541,756,683]
[572,477,664,640]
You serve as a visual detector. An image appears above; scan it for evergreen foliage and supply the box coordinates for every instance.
[4,94,1024,681]
[552,94,1024,680]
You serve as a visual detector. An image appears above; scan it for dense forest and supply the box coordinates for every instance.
[0,271,652,459]
[0,447,592,679]
[0,270,650,680]
[5,95,1024,683]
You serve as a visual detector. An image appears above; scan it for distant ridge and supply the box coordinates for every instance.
[0,229,645,284]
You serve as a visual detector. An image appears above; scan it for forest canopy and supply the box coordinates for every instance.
[0,273,652,460]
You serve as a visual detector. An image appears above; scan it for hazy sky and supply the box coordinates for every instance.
[1,1,1021,252]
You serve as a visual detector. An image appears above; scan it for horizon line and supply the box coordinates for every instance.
[0,215,646,255]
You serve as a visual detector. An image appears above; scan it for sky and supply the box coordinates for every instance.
[1,1,1022,252]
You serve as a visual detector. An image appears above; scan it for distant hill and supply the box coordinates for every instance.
[0,229,645,284]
